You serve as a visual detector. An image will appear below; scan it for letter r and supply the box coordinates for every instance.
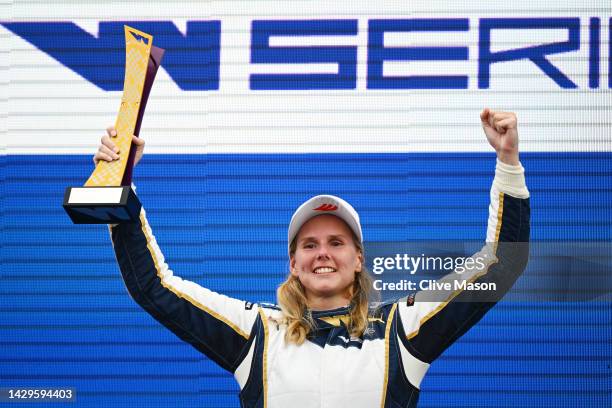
[479,18,580,88]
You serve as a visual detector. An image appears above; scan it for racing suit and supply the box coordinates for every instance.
[110,160,530,408]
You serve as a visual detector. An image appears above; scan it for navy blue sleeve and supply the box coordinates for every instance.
[396,161,530,363]
[111,209,260,372]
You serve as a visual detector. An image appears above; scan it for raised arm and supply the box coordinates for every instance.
[99,128,260,373]
[395,110,530,379]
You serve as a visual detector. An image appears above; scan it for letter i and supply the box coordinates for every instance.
[589,17,600,89]
[609,18,612,88]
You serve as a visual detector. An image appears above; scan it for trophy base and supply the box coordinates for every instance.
[63,186,142,224]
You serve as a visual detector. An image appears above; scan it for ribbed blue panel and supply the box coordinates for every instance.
[1,152,610,408]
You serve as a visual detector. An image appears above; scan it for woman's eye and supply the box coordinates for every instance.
[303,243,315,249]
[331,241,343,246]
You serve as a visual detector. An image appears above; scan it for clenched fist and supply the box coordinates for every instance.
[480,108,520,166]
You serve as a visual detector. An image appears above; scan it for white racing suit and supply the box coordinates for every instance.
[110,160,530,408]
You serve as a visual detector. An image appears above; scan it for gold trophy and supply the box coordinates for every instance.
[63,26,164,223]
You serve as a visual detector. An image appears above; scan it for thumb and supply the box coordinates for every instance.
[132,136,145,146]
[480,108,491,127]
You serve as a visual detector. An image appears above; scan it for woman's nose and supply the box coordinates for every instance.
[316,245,330,259]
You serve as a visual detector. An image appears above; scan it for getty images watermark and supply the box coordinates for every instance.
[364,241,612,303]
[371,252,494,292]
[364,242,510,303]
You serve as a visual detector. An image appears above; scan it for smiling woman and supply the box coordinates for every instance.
[98,108,530,408]
[279,203,374,345]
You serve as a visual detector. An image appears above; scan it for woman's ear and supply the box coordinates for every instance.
[356,252,363,272]
[290,256,298,276]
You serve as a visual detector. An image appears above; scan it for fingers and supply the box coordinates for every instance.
[100,135,119,151]
[94,151,116,164]
[481,109,517,132]
[495,117,516,133]
[481,108,499,130]
[492,112,517,133]
[94,126,146,166]
[93,150,113,165]
[488,110,498,129]
[93,129,120,165]
[93,142,120,164]
[100,143,120,160]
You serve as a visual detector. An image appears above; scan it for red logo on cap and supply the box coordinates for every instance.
[314,203,338,211]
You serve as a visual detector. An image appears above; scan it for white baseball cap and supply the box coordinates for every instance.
[288,195,363,250]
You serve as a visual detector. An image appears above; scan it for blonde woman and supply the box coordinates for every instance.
[97,109,530,408]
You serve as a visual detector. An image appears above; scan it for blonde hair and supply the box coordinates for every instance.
[277,234,375,345]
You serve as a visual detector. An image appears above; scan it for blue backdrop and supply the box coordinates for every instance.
[1,152,610,407]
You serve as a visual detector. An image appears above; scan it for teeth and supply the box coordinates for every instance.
[314,267,336,274]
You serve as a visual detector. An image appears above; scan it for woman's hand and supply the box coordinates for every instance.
[93,126,146,166]
[480,108,520,166]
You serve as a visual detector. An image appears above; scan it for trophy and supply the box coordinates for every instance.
[63,26,164,224]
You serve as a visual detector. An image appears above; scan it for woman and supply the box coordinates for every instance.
[96,109,530,408]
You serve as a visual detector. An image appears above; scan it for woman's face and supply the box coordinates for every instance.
[290,214,362,309]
